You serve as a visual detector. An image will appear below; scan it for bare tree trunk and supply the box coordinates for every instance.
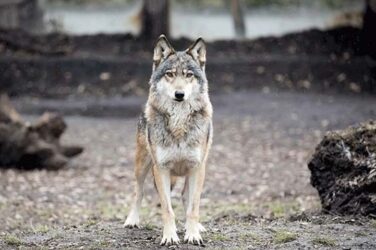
[362,0,376,58]
[140,0,169,41]
[0,0,44,33]
[231,0,246,39]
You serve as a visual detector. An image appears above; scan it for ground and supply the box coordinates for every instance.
[1,90,376,249]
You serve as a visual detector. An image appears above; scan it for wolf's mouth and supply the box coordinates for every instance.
[174,98,184,102]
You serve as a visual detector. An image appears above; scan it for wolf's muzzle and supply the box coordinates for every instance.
[174,91,185,102]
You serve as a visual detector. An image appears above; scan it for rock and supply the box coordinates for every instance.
[308,121,376,216]
[0,94,83,170]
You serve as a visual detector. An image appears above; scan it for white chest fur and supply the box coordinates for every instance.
[146,96,212,175]
[156,143,202,173]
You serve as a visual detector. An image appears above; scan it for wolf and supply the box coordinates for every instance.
[124,35,213,246]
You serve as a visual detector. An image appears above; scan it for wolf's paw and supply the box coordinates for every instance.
[123,211,140,228]
[184,222,204,245]
[160,226,180,246]
[197,223,206,232]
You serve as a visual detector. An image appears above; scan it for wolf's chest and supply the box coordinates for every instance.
[164,113,191,138]
[154,111,208,146]
[155,143,202,172]
[148,112,209,170]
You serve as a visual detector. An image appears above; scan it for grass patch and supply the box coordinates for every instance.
[240,232,263,244]
[371,219,376,229]
[312,236,336,247]
[144,222,156,231]
[33,224,50,234]
[273,230,298,244]
[266,201,300,218]
[210,232,230,241]
[36,208,56,220]
[3,234,23,246]
[355,231,367,237]
[98,203,128,220]
[88,240,110,249]
[201,202,252,222]
[269,203,285,218]
[85,219,98,227]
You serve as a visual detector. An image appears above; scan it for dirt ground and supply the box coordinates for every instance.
[1,90,376,249]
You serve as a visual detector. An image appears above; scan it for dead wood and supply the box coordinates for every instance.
[0,94,83,170]
[308,121,376,216]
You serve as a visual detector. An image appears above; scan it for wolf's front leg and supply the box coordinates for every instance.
[153,166,180,246]
[184,165,206,245]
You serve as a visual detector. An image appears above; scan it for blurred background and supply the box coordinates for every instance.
[0,0,375,98]
[0,0,366,38]
[0,0,376,249]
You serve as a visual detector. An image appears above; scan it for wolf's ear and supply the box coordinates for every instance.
[153,35,175,70]
[187,38,206,69]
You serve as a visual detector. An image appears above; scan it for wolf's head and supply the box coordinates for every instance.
[149,35,208,103]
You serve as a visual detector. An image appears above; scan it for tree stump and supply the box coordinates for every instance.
[0,94,83,170]
[308,121,376,216]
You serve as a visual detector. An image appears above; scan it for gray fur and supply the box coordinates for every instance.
[142,41,213,171]
[150,52,207,88]
[125,37,213,245]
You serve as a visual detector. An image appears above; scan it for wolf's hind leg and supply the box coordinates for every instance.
[182,176,189,212]
[124,138,151,228]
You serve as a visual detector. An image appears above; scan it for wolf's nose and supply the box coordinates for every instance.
[174,91,185,101]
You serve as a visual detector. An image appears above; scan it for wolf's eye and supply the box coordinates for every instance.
[165,71,174,78]
[186,72,194,78]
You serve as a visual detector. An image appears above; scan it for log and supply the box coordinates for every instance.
[308,121,376,216]
[0,94,83,170]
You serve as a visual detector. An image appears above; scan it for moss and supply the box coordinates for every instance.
[273,230,298,244]
[3,234,23,246]
[312,236,337,247]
